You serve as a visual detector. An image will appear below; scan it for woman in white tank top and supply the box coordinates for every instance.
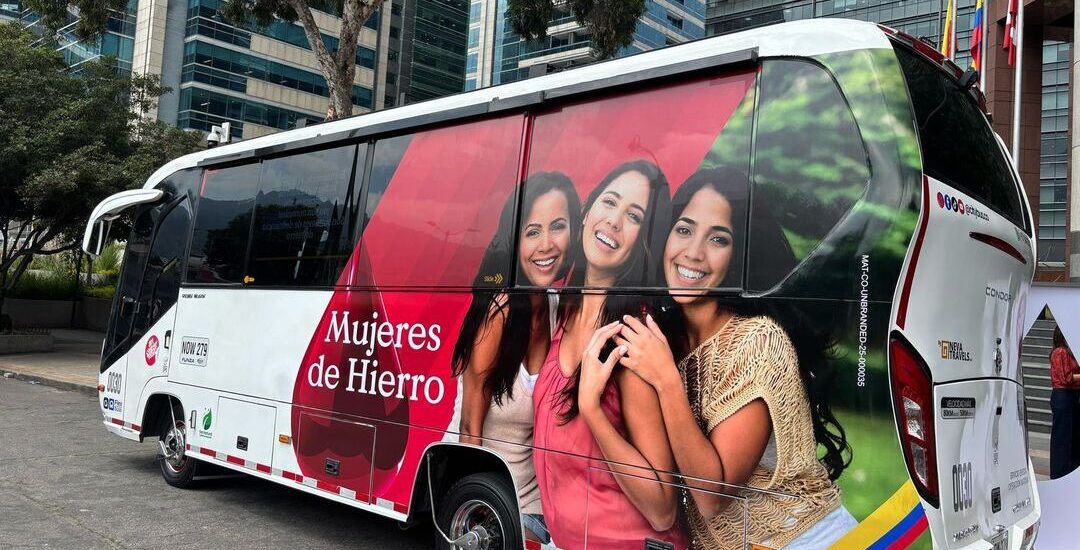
[450,172,582,543]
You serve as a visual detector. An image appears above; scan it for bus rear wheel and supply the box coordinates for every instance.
[158,415,197,488]
[436,472,521,550]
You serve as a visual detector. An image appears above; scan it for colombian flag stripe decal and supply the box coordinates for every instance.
[829,481,928,549]
[868,505,928,550]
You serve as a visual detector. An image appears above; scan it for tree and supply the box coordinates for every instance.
[0,23,202,320]
[218,0,385,120]
[507,0,646,59]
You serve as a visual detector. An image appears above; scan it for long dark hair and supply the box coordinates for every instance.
[557,160,672,421]
[1053,326,1071,354]
[663,166,851,481]
[451,172,581,406]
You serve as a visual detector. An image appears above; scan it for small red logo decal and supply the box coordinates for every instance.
[145,336,159,366]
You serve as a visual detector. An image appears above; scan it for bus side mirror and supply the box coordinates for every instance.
[84,219,113,256]
[83,188,164,255]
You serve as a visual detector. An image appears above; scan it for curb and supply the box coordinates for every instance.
[0,368,97,397]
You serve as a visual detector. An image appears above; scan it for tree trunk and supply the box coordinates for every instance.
[325,70,355,121]
[289,0,380,122]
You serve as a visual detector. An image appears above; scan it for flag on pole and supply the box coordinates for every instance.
[970,0,985,70]
[940,0,956,58]
[1003,0,1019,65]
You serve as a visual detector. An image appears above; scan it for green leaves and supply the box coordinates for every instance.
[0,23,201,299]
[506,0,645,60]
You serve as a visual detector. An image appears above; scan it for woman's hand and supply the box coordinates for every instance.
[616,315,680,392]
[578,321,626,415]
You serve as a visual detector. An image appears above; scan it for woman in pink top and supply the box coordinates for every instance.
[532,160,687,550]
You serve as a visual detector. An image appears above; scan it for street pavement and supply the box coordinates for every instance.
[0,376,433,549]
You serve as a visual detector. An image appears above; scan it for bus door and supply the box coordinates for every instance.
[122,194,191,418]
[97,203,156,426]
[94,191,191,428]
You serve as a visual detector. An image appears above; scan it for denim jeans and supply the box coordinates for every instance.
[522,513,551,545]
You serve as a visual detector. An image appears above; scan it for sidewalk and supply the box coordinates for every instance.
[0,328,103,396]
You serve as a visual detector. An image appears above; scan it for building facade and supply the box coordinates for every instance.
[10,0,473,139]
[707,0,1075,281]
[465,0,706,90]
[9,0,138,74]
[383,0,469,108]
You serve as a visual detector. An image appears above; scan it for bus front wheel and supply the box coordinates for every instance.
[158,415,197,488]
[436,472,522,550]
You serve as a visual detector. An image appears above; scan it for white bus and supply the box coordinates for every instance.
[85,19,1039,550]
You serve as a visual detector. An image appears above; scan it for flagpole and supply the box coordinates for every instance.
[952,2,957,59]
[979,0,989,89]
[938,0,946,50]
[1010,0,1024,161]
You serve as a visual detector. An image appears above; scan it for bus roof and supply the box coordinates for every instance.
[145,18,892,190]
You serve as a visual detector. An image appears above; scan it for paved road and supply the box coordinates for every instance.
[0,377,433,549]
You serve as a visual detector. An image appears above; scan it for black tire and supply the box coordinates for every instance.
[435,472,522,550]
[158,413,198,488]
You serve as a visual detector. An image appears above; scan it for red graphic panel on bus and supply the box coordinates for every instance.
[292,115,525,500]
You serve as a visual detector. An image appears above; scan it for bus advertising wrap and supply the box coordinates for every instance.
[90,23,1048,550]
[287,60,931,550]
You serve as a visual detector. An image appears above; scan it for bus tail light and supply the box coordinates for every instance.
[1021,520,1039,550]
[890,334,939,508]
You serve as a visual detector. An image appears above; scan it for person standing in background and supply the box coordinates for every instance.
[1049,326,1080,479]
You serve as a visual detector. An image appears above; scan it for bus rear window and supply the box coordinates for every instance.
[895,46,1027,230]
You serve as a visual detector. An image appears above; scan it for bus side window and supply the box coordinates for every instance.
[187,163,260,284]
[747,60,871,292]
[523,69,759,293]
[246,144,363,287]
[355,116,525,288]
[894,47,1027,231]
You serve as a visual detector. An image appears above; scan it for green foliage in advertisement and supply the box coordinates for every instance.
[700,47,931,547]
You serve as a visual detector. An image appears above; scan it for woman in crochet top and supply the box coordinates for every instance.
[608,167,856,549]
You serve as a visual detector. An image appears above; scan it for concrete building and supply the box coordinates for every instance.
[707,0,1075,282]
[465,0,706,90]
[10,0,471,139]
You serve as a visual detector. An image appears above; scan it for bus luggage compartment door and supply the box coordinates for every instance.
[933,378,1035,549]
[213,397,277,470]
[294,412,376,503]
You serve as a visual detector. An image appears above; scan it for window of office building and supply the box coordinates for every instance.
[1038,40,1071,263]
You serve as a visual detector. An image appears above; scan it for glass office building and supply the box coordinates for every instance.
[14,0,137,74]
[383,0,469,107]
[1038,39,1071,264]
[177,0,382,139]
[465,0,705,90]
[17,0,469,139]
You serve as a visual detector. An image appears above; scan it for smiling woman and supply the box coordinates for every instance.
[664,167,748,295]
[450,171,582,544]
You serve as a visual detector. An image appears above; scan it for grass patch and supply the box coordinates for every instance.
[835,409,908,519]
[82,286,115,299]
[834,408,932,549]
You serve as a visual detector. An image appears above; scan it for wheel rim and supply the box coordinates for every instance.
[160,419,187,474]
[449,499,503,550]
